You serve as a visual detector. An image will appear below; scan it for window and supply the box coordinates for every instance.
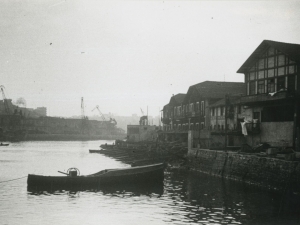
[201,101,205,115]
[277,77,285,91]
[257,80,265,94]
[212,108,215,116]
[220,107,224,116]
[258,58,264,69]
[267,79,275,93]
[267,69,274,77]
[249,72,255,80]
[258,70,264,79]
[278,67,285,76]
[278,55,285,66]
[190,103,194,112]
[249,81,256,95]
[253,112,260,121]
[289,65,295,74]
[196,102,199,112]
[268,57,275,68]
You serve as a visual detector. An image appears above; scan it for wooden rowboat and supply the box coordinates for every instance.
[27,163,165,188]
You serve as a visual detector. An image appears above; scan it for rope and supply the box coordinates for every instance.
[0,176,28,184]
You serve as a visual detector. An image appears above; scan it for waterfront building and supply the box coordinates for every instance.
[127,124,158,142]
[161,81,245,147]
[236,40,300,149]
[209,95,247,149]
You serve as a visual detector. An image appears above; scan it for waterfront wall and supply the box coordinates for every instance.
[246,122,294,147]
[187,148,300,191]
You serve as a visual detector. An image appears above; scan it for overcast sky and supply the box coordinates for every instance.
[1,0,300,118]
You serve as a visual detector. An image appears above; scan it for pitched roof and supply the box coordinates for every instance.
[184,81,245,101]
[237,40,300,73]
[162,104,169,111]
[169,93,186,106]
[209,96,241,107]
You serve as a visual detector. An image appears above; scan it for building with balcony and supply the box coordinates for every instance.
[236,40,300,148]
[161,81,245,147]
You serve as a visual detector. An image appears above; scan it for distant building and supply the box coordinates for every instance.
[35,107,47,117]
[127,124,158,142]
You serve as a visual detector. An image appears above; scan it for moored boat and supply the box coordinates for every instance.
[100,143,115,150]
[0,143,9,146]
[27,163,165,188]
[89,149,103,153]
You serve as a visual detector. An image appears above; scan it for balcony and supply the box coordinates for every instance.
[240,91,292,105]
[161,117,171,125]
[211,122,260,135]
[162,127,189,133]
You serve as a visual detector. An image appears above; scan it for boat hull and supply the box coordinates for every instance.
[89,149,102,153]
[27,163,165,189]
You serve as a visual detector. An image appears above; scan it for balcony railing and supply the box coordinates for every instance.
[240,91,290,105]
[211,122,260,135]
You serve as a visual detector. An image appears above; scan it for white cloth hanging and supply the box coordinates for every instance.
[240,118,252,136]
[241,122,248,136]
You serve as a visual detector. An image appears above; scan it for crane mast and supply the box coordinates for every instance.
[81,97,85,119]
[0,85,11,114]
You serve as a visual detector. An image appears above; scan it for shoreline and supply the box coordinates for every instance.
[23,134,126,141]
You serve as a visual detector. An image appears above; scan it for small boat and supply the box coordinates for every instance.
[100,143,115,150]
[27,163,165,188]
[0,143,9,146]
[89,149,103,153]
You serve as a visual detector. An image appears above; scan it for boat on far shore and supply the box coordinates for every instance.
[0,143,9,146]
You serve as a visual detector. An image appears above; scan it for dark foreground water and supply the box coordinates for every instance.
[0,141,299,225]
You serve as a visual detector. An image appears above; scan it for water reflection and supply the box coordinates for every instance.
[163,168,300,225]
[27,182,164,197]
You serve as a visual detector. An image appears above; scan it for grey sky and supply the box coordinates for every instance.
[1,0,300,117]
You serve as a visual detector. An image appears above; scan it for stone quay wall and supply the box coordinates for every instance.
[187,148,300,191]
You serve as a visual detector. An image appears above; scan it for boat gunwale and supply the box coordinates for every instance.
[28,163,165,179]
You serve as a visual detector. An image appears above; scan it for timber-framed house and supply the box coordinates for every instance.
[237,40,300,148]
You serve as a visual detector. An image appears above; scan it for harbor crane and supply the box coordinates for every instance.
[0,85,11,114]
[92,105,117,125]
[92,105,106,121]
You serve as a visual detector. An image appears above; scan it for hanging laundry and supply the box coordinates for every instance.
[241,118,252,136]
[241,122,248,135]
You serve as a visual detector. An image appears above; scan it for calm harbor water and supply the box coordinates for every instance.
[0,140,299,225]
